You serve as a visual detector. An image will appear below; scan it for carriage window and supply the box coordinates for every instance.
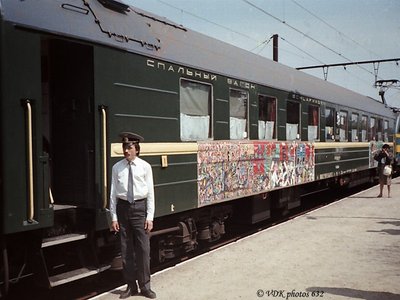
[287,101,300,140]
[308,105,319,141]
[230,89,248,139]
[338,111,348,141]
[180,79,212,141]
[361,115,368,142]
[377,118,383,141]
[325,107,335,141]
[370,117,376,141]
[396,117,400,135]
[351,113,359,141]
[258,95,276,140]
[384,120,389,142]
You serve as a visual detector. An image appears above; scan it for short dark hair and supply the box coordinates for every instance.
[382,144,390,149]
[122,142,141,156]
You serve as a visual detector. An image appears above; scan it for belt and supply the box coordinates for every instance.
[117,197,146,203]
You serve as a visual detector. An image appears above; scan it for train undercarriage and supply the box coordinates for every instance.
[0,167,380,297]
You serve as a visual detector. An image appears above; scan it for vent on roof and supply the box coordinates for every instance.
[97,0,129,13]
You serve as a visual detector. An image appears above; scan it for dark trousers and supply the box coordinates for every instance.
[117,199,151,291]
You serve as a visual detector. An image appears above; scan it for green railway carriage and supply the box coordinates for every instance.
[0,0,398,295]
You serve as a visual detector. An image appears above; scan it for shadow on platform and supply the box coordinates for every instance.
[367,228,400,235]
[307,286,400,300]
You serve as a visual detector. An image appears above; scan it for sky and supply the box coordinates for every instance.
[125,0,400,109]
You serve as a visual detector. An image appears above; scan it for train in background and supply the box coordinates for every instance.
[1,0,399,296]
[395,116,400,162]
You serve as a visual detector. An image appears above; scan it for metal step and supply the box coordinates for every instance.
[49,265,111,287]
[52,204,77,211]
[42,233,87,248]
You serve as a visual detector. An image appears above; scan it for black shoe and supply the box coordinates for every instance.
[140,289,157,299]
[120,285,139,299]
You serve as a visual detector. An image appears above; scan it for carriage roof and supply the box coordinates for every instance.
[0,0,394,117]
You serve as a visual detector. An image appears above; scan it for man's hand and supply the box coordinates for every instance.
[145,220,153,233]
[111,221,120,232]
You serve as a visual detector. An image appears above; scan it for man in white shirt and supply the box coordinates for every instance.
[110,132,156,299]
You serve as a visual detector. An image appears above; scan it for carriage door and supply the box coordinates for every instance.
[41,38,95,208]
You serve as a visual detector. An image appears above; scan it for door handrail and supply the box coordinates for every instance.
[100,106,108,209]
[23,100,35,221]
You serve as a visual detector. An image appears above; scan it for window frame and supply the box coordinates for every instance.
[351,112,359,142]
[377,118,383,141]
[308,104,320,141]
[384,119,389,142]
[325,107,335,141]
[370,116,376,141]
[286,100,301,140]
[361,115,368,142]
[229,88,249,140]
[179,78,213,141]
[258,94,277,140]
[338,110,348,142]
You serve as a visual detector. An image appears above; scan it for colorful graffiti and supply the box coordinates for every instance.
[197,141,315,206]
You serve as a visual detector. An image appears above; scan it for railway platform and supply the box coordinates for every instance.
[93,178,400,300]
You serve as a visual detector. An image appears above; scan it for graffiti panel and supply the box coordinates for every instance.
[197,141,315,206]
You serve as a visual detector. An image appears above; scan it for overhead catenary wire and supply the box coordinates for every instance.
[288,0,400,95]
[156,0,259,44]
[241,0,379,79]
[155,0,317,61]
[132,0,398,106]
[290,0,384,60]
[279,36,325,65]
[250,35,273,53]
